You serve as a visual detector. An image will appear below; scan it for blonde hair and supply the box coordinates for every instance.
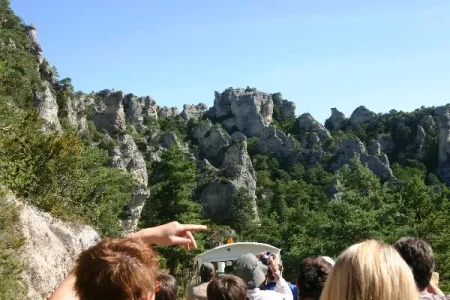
[320,240,418,300]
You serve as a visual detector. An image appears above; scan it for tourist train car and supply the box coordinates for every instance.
[193,242,282,283]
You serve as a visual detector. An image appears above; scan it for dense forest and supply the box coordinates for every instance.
[1,1,450,298]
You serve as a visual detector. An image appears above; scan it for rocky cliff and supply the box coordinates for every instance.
[5,194,100,300]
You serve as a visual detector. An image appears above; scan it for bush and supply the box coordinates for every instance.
[0,189,27,300]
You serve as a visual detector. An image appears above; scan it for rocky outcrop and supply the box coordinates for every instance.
[157,106,179,117]
[272,93,296,120]
[435,106,450,184]
[212,87,273,136]
[194,123,259,223]
[297,113,331,139]
[194,122,231,165]
[34,81,62,132]
[91,91,150,232]
[257,127,300,157]
[92,91,126,134]
[123,94,158,131]
[409,126,426,158]
[350,106,377,125]
[332,138,394,180]
[326,108,346,131]
[180,103,208,120]
[8,195,100,300]
[160,131,179,149]
[420,115,435,130]
[25,24,43,64]
[66,93,89,132]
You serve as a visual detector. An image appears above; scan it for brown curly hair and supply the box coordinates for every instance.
[74,237,159,300]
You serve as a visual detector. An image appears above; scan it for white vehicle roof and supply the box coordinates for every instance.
[195,242,281,266]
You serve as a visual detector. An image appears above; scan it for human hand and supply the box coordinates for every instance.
[129,221,207,252]
[268,255,281,281]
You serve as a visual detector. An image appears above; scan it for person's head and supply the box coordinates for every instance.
[224,265,234,274]
[155,273,177,300]
[74,238,159,300]
[296,257,332,300]
[320,240,418,300]
[393,237,435,291]
[207,274,247,300]
[200,262,216,283]
[234,253,268,289]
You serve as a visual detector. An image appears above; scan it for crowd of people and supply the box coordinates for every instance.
[50,221,449,300]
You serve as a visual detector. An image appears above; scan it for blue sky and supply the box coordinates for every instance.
[11,0,450,122]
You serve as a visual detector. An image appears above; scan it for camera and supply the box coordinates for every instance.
[259,252,271,266]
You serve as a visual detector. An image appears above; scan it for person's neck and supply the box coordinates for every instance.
[420,288,429,294]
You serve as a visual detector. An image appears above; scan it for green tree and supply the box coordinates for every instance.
[140,145,204,283]
[226,187,257,235]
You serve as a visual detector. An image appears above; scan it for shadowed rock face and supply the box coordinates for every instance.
[92,91,126,135]
[297,113,331,139]
[436,106,450,184]
[193,123,259,223]
[332,137,394,181]
[326,108,346,130]
[212,87,273,136]
[350,106,377,125]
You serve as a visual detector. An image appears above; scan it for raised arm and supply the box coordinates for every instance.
[50,221,207,300]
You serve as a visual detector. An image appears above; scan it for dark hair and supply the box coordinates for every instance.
[297,257,332,300]
[74,238,159,300]
[394,237,435,290]
[155,273,177,300]
[200,263,216,282]
[207,274,247,300]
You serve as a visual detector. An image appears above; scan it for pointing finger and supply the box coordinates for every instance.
[179,224,207,232]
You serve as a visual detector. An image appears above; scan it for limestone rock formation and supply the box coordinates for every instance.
[257,127,300,157]
[378,134,396,154]
[180,103,208,120]
[25,24,43,64]
[326,108,346,131]
[90,91,150,232]
[411,125,426,158]
[160,131,179,149]
[212,87,273,136]
[9,195,100,300]
[297,113,331,139]
[350,106,377,125]
[272,92,296,120]
[193,122,231,165]
[34,81,62,132]
[92,91,126,134]
[332,137,394,180]
[194,123,258,223]
[66,93,89,132]
[420,115,435,130]
[435,106,450,184]
[123,94,158,131]
[157,106,180,117]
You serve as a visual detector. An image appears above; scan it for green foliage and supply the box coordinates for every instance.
[140,145,204,290]
[225,188,257,235]
[0,101,135,236]
[0,188,27,300]
[0,1,42,109]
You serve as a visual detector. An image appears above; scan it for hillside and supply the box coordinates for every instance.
[1,1,450,298]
